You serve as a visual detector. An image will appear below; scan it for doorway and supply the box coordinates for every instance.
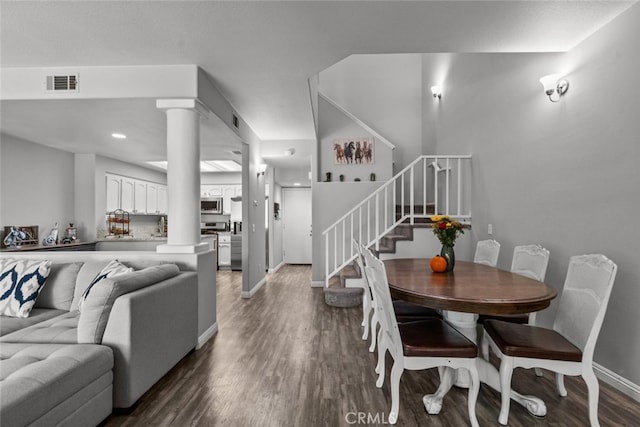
[282,188,312,264]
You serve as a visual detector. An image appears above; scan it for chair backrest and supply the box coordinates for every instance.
[510,244,550,282]
[553,254,617,362]
[474,239,501,267]
[353,239,374,302]
[361,247,403,358]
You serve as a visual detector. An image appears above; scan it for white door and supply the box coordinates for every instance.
[283,188,312,264]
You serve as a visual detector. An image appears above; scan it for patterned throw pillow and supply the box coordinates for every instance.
[0,258,52,318]
[78,260,133,312]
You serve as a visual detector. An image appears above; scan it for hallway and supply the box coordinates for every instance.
[105,265,639,426]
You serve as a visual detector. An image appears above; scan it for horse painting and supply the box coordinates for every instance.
[354,141,363,164]
[344,141,355,164]
[363,140,373,164]
[333,143,345,164]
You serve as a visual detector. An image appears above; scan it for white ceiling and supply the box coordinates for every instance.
[0,1,635,174]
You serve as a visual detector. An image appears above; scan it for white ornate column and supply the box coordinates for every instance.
[156,99,209,253]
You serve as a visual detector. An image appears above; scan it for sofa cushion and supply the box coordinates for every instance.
[35,262,83,310]
[0,343,113,427]
[78,263,181,344]
[0,311,79,344]
[0,308,67,337]
[78,260,134,312]
[0,258,52,318]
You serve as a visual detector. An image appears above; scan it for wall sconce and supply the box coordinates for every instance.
[430,85,442,100]
[256,163,267,178]
[539,74,569,102]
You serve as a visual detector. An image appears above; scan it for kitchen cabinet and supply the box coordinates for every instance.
[106,174,135,212]
[218,233,231,268]
[133,181,147,214]
[157,186,168,214]
[146,183,158,213]
[120,177,135,212]
[106,174,121,212]
[146,183,168,214]
[105,173,167,215]
[201,185,223,197]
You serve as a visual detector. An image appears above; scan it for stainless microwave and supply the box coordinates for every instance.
[201,197,223,214]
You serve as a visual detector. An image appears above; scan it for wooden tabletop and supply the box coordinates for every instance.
[384,259,557,315]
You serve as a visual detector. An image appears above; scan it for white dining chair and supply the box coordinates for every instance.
[484,254,617,426]
[480,244,550,359]
[353,240,439,353]
[361,246,480,426]
[474,239,501,267]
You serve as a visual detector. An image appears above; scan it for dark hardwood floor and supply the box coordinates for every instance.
[104,265,639,426]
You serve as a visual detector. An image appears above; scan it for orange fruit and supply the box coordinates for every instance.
[430,255,448,273]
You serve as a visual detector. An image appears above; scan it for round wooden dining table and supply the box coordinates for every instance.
[384,258,557,315]
[383,258,558,419]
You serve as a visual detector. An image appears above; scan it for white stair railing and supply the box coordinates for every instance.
[322,155,471,287]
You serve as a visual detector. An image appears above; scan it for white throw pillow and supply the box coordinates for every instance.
[77,260,133,312]
[0,258,52,318]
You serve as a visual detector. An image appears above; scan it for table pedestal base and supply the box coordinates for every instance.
[423,311,548,419]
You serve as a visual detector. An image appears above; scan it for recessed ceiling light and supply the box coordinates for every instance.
[293,182,301,186]
[111,133,127,139]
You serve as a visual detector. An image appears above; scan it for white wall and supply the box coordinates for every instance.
[319,53,423,171]
[317,96,393,183]
[433,5,640,386]
[1,134,75,241]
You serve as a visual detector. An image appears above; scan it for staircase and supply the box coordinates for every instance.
[322,155,472,307]
[324,206,436,306]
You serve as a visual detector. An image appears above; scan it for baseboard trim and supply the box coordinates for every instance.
[594,362,640,402]
[242,277,267,298]
[311,280,325,288]
[197,322,218,350]
[268,261,285,274]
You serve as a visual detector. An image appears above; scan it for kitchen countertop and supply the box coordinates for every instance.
[98,236,167,242]
[0,241,97,252]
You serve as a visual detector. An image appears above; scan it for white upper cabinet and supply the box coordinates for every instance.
[120,177,135,212]
[106,174,122,212]
[157,185,168,215]
[105,173,167,215]
[133,181,147,214]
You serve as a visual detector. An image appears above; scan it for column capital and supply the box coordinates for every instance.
[156,98,210,118]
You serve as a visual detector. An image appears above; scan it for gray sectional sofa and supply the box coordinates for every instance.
[0,253,198,427]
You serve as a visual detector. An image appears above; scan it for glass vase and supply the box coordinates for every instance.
[440,244,455,272]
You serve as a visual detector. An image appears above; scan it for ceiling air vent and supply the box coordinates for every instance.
[45,74,79,92]
[232,114,239,129]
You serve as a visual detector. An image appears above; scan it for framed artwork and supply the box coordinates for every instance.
[333,137,374,165]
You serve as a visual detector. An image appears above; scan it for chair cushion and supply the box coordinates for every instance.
[399,318,477,358]
[484,319,582,362]
[477,313,529,324]
[393,299,441,318]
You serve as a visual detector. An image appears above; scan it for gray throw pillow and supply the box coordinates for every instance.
[35,262,84,310]
[77,264,180,343]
